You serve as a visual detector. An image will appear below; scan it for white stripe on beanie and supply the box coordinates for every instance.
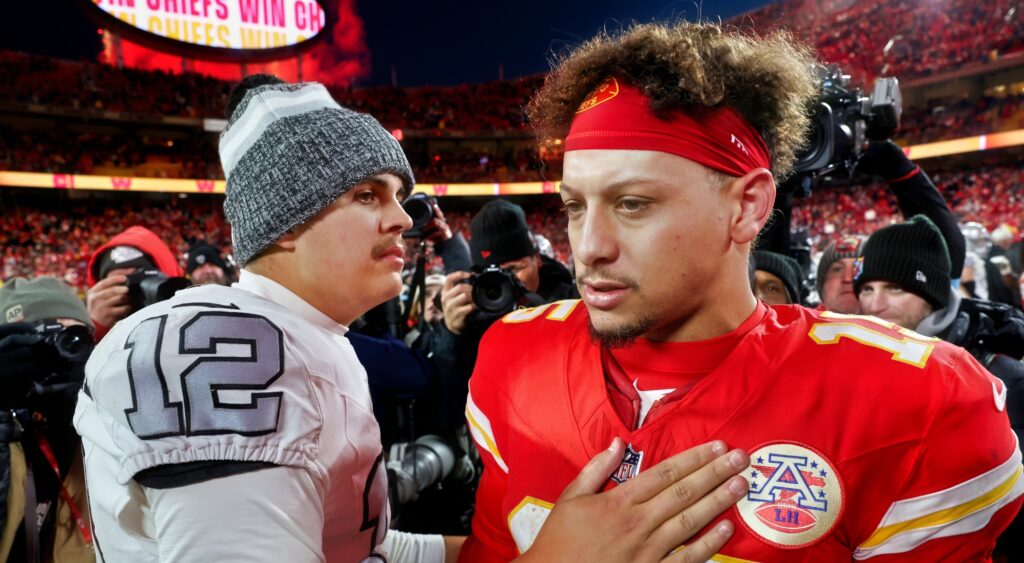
[219,83,341,178]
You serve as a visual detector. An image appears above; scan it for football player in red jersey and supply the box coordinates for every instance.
[460,21,1024,562]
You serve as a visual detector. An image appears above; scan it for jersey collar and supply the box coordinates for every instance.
[235,269,349,336]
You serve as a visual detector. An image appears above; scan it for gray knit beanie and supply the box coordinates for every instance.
[0,277,93,329]
[815,235,865,295]
[220,77,414,265]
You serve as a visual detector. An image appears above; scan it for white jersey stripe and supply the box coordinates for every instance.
[854,439,1024,558]
[875,438,1022,526]
[466,390,509,473]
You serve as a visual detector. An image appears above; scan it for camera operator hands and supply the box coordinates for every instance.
[517,438,748,563]
[855,140,916,181]
[86,267,134,329]
[421,201,453,244]
[0,322,44,400]
[441,271,476,335]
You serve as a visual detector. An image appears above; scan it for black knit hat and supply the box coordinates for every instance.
[187,243,229,275]
[754,250,803,304]
[470,200,536,267]
[854,215,951,309]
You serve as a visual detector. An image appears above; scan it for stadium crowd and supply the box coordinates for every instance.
[2,158,1021,298]
[743,0,1024,83]
[0,51,539,132]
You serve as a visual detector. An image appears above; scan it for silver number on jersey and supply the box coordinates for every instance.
[123,312,284,439]
[125,315,185,439]
[179,312,284,435]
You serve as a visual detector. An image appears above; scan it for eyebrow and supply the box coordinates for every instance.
[560,178,668,196]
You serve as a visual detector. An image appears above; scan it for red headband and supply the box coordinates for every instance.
[564,77,771,177]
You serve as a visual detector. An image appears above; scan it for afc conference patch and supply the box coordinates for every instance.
[610,443,644,484]
[736,442,844,548]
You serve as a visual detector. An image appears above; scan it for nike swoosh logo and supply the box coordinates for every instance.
[993,380,1008,412]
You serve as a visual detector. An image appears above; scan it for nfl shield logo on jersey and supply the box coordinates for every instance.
[736,442,844,548]
[610,443,644,484]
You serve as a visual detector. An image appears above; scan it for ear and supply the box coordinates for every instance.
[275,227,301,251]
[728,168,775,245]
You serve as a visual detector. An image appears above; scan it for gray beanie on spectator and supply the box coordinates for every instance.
[815,236,865,295]
[0,277,93,329]
[220,76,414,265]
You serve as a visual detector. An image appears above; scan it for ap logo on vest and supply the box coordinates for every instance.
[737,442,844,548]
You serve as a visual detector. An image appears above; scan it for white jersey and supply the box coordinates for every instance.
[74,271,390,562]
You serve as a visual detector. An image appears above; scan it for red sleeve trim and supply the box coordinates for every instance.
[890,166,921,183]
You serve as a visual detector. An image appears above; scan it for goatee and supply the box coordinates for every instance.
[588,315,655,349]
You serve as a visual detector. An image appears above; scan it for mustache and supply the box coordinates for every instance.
[576,269,639,290]
[371,239,405,259]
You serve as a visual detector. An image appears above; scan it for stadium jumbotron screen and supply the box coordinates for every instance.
[81,0,329,61]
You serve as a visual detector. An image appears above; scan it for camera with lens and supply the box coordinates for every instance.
[463,265,527,315]
[386,434,476,507]
[402,193,438,239]
[33,321,94,369]
[793,64,902,177]
[125,269,190,312]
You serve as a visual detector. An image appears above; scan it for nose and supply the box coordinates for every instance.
[572,207,618,268]
[841,264,855,284]
[388,195,414,235]
[860,292,884,316]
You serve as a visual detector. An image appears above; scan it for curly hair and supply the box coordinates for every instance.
[527,21,820,179]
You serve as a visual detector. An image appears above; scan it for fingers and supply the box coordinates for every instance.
[88,275,131,326]
[647,475,747,554]
[431,202,446,221]
[642,448,748,527]
[661,520,735,563]
[91,274,128,291]
[443,271,471,291]
[90,285,130,310]
[619,440,729,503]
[558,437,625,502]
[441,276,475,327]
[443,286,472,309]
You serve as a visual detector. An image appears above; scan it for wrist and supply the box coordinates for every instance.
[443,318,462,335]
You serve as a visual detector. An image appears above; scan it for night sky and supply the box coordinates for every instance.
[3,0,771,86]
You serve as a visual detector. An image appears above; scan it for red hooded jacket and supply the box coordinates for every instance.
[86,226,184,339]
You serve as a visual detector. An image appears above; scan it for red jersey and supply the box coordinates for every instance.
[460,300,1024,562]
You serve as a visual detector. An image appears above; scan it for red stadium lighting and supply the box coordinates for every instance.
[391,129,404,142]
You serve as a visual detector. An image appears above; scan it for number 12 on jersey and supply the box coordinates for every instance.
[123,312,286,439]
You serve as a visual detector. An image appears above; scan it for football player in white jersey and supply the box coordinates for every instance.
[73,75,748,563]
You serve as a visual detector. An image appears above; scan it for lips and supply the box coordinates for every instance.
[582,280,630,310]
[379,245,404,260]
[374,243,405,268]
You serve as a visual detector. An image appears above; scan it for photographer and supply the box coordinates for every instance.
[0,277,95,563]
[85,226,187,341]
[443,199,577,338]
[439,200,577,426]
